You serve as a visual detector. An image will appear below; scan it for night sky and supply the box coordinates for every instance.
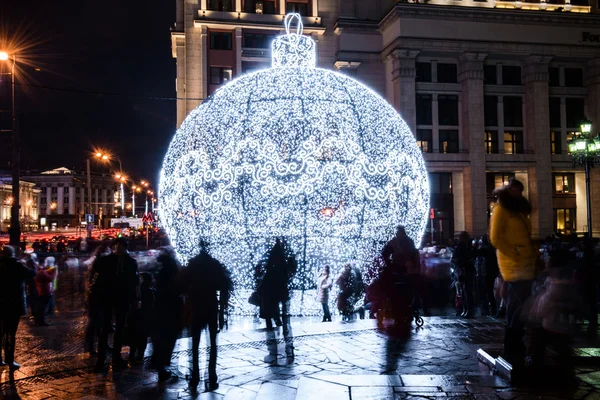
[1,0,176,185]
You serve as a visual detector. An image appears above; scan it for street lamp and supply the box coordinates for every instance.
[567,118,600,239]
[1,51,19,245]
[95,150,125,216]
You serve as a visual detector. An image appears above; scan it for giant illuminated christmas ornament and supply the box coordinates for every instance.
[159,14,429,292]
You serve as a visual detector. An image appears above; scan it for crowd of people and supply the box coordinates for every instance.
[1,176,599,387]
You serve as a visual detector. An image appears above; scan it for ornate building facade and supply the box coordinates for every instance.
[172,0,600,242]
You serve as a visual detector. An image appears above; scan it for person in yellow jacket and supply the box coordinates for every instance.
[489,178,535,368]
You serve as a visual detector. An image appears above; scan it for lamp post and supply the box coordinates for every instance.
[567,118,600,239]
[95,151,125,216]
[1,51,19,246]
[114,174,127,216]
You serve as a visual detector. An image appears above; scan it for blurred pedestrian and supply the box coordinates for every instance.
[92,237,139,372]
[0,245,37,370]
[45,256,59,317]
[84,244,111,356]
[23,253,40,318]
[34,257,58,326]
[258,239,291,330]
[490,178,535,369]
[317,266,333,322]
[476,235,500,316]
[181,242,232,392]
[150,248,183,381]
[129,272,155,363]
[452,231,475,318]
[336,264,355,321]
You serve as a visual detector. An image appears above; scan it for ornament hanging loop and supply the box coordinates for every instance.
[284,13,303,36]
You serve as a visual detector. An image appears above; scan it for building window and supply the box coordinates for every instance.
[438,95,458,126]
[565,98,585,128]
[208,0,233,11]
[210,32,233,50]
[437,63,457,83]
[484,96,498,127]
[484,65,497,85]
[243,33,275,48]
[40,198,47,205]
[551,131,561,155]
[416,62,432,83]
[487,173,515,194]
[429,173,453,194]
[210,67,233,85]
[554,208,575,234]
[503,96,523,127]
[502,65,522,85]
[64,196,69,204]
[416,129,432,153]
[485,131,498,154]
[416,94,432,125]
[549,67,560,87]
[504,131,523,154]
[286,1,308,15]
[51,187,57,194]
[549,97,561,128]
[564,68,584,87]
[439,130,459,153]
[244,0,276,13]
[553,173,575,194]
[242,61,270,74]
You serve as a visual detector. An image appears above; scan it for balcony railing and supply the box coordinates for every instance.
[241,48,271,59]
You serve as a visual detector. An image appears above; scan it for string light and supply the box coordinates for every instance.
[159,14,429,314]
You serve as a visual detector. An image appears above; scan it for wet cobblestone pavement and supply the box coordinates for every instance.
[3,297,600,399]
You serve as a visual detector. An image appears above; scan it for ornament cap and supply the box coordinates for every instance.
[272,13,316,68]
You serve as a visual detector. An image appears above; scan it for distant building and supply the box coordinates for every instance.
[22,167,119,229]
[173,0,600,241]
[0,178,40,233]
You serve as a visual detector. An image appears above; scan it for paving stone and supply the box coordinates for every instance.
[401,375,462,387]
[295,377,350,400]
[350,386,395,399]
[222,387,257,400]
[312,374,402,387]
[255,382,297,400]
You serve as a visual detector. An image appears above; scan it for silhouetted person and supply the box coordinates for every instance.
[150,248,182,381]
[92,238,139,372]
[34,257,58,326]
[477,235,500,316]
[336,264,355,321]
[452,231,475,318]
[317,266,333,322]
[182,243,232,391]
[0,245,37,370]
[24,253,40,318]
[490,178,535,370]
[85,244,111,356]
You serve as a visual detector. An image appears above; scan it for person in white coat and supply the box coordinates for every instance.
[317,266,333,322]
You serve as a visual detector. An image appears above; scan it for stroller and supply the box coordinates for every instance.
[367,270,424,330]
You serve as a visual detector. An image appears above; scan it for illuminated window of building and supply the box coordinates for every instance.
[555,208,575,234]
[439,130,459,153]
[416,62,432,83]
[551,131,562,155]
[553,173,575,194]
[286,1,308,15]
[210,67,233,85]
[504,131,523,154]
[488,173,515,192]
[416,129,432,153]
[210,32,233,50]
[485,131,498,154]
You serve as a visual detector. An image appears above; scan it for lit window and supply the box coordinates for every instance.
[416,129,432,153]
[553,173,574,194]
[210,67,233,85]
[551,131,561,155]
[439,130,459,153]
[485,131,498,154]
[503,131,523,154]
[555,208,575,234]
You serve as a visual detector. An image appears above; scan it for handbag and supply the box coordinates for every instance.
[248,291,260,306]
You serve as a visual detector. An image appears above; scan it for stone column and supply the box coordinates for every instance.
[236,0,242,12]
[585,58,600,236]
[388,49,419,134]
[68,186,75,215]
[458,52,488,237]
[235,27,242,77]
[311,0,318,16]
[279,0,285,14]
[186,1,205,116]
[46,187,52,215]
[523,55,553,239]
[57,186,64,214]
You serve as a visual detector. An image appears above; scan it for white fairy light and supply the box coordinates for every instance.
[159,14,429,313]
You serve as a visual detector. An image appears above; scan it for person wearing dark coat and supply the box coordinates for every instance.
[0,246,37,370]
[150,249,182,381]
[452,231,475,318]
[91,237,139,372]
[476,235,500,316]
[181,244,232,392]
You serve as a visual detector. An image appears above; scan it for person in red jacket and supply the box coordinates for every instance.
[35,257,58,326]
